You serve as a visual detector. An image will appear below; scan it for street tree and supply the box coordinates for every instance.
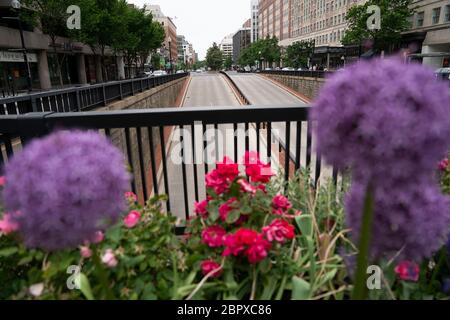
[284,40,314,69]
[20,0,73,86]
[206,43,223,71]
[70,0,128,81]
[342,0,414,54]
[224,56,233,70]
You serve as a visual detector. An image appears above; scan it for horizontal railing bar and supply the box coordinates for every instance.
[0,73,189,105]
[0,105,310,133]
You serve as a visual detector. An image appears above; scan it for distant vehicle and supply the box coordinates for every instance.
[282,67,295,71]
[153,70,167,77]
[264,68,272,71]
[297,68,303,71]
[176,70,185,74]
[136,71,152,78]
[435,68,450,83]
[195,69,203,73]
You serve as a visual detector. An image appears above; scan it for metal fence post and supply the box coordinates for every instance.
[102,84,107,106]
[31,96,38,112]
[75,89,81,112]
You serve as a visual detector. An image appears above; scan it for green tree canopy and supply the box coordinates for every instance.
[284,40,314,69]
[206,43,223,71]
[224,56,233,70]
[20,0,74,86]
[237,36,281,67]
[342,0,414,53]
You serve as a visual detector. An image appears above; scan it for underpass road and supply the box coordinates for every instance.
[163,72,331,221]
[228,72,333,186]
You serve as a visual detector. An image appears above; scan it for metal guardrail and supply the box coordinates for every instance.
[260,70,333,79]
[0,73,189,115]
[0,106,339,223]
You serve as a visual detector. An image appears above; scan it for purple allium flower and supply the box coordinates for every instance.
[345,179,450,261]
[3,130,130,251]
[312,58,450,182]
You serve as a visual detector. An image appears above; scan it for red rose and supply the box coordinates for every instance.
[194,200,209,218]
[246,234,272,264]
[201,260,223,277]
[205,169,229,195]
[263,219,295,243]
[394,261,420,282]
[219,197,238,222]
[202,225,226,247]
[216,156,239,181]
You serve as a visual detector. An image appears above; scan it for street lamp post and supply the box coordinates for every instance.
[4,0,33,92]
[168,37,173,74]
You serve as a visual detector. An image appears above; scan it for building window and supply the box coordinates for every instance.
[432,7,441,24]
[416,11,424,27]
[445,5,450,22]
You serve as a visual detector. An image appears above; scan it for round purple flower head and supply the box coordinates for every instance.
[3,130,130,251]
[346,178,450,261]
[312,58,450,181]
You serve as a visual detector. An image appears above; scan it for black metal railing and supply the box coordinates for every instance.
[0,106,339,225]
[0,73,189,115]
[261,70,333,79]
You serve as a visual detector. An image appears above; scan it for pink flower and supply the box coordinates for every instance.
[246,235,272,264]
[0,176,5,187]
[219,197,238,222]
[124,191,137,203]
[237,179,257,194]
[202,225,226,247]
[246,162,273,183]
[439,158,449,171]
[92,231,104,244]
[123,210,141,228]
[394,261,420,282]
[272,195,292,215]
[194,200,209,218]
[222,234,246,256]
[0,213,19,235]
[263,219,295,243]
[201,260,223,278]
[222,228,257,257]
[216,156,239,181]
[243,151,273,183]
[101,249,118,268]
[205,169,229,195]
[80,246,92,258]
[235,228,258,245]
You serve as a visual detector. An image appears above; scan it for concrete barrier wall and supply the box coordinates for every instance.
[262,74,326,101]
[98,77,188,201]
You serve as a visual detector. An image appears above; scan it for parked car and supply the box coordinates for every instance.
[195,69,203,73]
[176,70,185,74]
[264,68,272,71]
[282,67,295,71]
[435,68,450,84]
[153,70,167,77]
[136,71,152,78]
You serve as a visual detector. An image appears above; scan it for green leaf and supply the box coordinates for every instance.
[78,273,94,300]
[292,276,311,300]
[295,214,313,237]
[226,210,240,224]
[18,255,34,266]
[0,247,18,257]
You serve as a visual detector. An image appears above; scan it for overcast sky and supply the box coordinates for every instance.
[129,0,251,60]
